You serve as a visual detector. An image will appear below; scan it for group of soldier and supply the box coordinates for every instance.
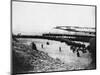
[31,38,96,65]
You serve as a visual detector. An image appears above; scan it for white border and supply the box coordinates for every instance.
[0,0,100,75]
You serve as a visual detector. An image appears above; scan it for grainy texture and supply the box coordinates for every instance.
[12,38,95,74]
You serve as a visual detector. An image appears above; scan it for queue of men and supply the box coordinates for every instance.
[31,37,96,66]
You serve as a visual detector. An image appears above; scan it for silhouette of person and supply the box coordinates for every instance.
[59,47,61,52]
[41,44,43,48]
[76,48,80,57]
[77,51,80,57]
[31,42,37,50]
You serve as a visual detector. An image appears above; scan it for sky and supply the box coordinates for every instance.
[12,1,95,35]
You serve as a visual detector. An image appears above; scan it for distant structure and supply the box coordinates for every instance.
[17,33,21,36]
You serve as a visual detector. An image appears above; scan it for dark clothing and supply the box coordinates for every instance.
[59,47,61,52]
[41,44,43,48]
[31,42,37,50]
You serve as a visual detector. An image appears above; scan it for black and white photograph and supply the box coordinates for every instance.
[12,0,96,74]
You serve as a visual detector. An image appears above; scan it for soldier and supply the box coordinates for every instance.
[77,51,80,57]
[70,46,76,53]
[31,42,37,50]
[76,47,80,57]
[41,44,43,48]
[59,47,62,52]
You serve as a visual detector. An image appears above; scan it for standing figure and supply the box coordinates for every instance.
[59,47,62,52]
[31,42,37,50]
[70,46,76,53]
[77,51,80,57]
[76,47,80,57]
[41,44,43,48]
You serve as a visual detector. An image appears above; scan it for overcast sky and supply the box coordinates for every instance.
[12,1,95,34]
